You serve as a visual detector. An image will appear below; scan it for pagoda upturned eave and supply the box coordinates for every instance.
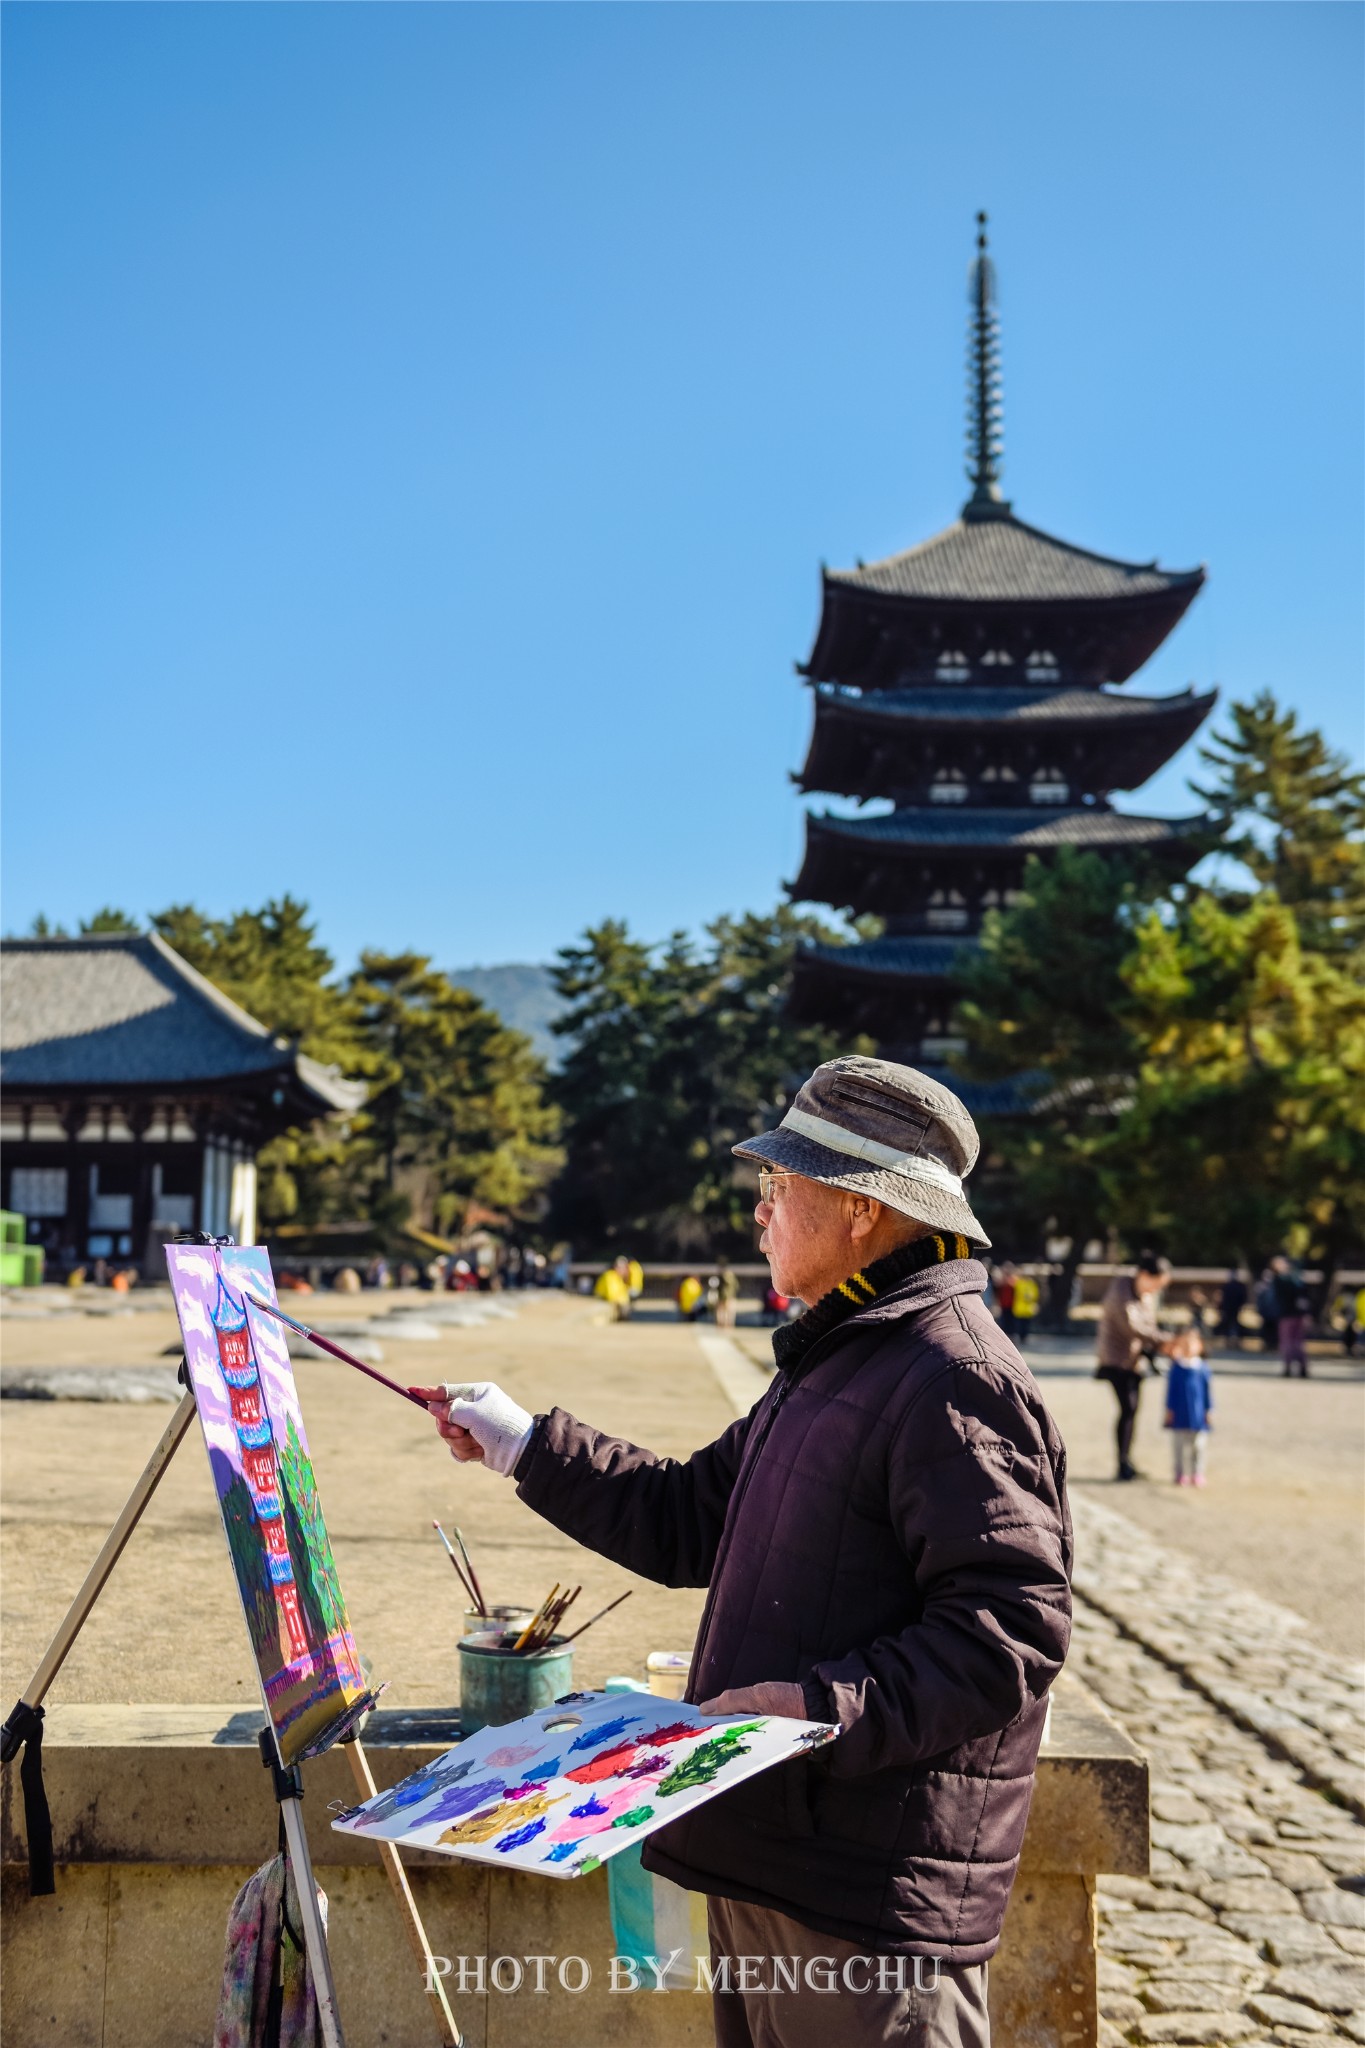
[789,805,1211,918]
[803,510,1205,689]
[796,683,1217,800]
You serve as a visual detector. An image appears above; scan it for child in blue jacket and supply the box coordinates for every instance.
[1164,1325,1214,1486]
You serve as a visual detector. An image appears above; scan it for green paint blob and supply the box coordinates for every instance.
[611,1805,655,1829]
[657,1725,757,1796]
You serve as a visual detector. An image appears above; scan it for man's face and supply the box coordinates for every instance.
[1134,1270,1164,1301]
[755,1172,868,1303]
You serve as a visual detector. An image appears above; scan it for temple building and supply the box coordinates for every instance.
[787,216,1214,1069]
[0,932,363,1272]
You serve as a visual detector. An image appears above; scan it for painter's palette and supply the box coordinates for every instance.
[330,1690,838,1878]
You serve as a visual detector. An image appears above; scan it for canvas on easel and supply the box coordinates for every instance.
[166,1243,375,1767]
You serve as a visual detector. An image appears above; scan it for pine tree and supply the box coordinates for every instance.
[549,907,857,1255]
[1194,691,1365,955]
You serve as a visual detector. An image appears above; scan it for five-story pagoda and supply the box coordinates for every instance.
[788,216,1215,1073]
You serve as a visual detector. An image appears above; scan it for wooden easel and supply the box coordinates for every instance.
[0,1378,461,2047]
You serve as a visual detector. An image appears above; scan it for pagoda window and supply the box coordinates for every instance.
[1026,651,1060,680]
[1030,767,1070,805]
[935,650,971,682]
[980,649,1014,667]
[929,767,969,804]
[926,889,969,931]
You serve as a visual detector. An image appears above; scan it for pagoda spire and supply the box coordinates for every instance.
[964,211,1011,520]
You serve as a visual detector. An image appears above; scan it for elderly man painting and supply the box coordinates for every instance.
[419,1057,1072,2048]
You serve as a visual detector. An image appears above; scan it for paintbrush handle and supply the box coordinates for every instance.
[243,1293,428,1409]
[560,1589,632,1644]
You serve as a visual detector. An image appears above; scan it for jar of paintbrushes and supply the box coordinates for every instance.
[433,1523,634,1732]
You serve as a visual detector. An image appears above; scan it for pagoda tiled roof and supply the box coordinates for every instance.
[0,934,364,1112]
[806,805,1209,852]
[801,935,973,979]
[814,683,1215,725]
[827,511,1203,606]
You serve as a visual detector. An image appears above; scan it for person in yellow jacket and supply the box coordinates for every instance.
[627,1258,644,1301]
[1011,1270,1040,1348]
[676,1274,704,1321]
[594,1257,632,1322]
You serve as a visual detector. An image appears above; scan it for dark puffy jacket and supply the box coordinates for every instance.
[513,1258,1072,1960]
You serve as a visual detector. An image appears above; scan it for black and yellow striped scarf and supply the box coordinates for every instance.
[771,1231,972,1373]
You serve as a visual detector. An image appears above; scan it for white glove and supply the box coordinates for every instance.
[440,1382,535,1478]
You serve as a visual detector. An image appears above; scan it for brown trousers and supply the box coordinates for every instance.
[706,1896,991,2047]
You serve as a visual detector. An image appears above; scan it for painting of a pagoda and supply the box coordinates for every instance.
[787,215,1214,1097]
[167,1244,368,1766]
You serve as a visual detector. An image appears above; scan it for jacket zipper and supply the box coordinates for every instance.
[688,1325,855,1694]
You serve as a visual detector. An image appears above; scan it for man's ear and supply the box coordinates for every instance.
[848,1196,880,1243]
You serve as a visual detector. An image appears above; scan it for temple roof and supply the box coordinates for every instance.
[0,935,364,1116]
[825,511,1203,607]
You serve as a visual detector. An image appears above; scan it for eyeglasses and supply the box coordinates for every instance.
[757,1170,793,1206]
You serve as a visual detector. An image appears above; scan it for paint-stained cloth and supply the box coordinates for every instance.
[513,1253,1071,1962]
[215,1852,326,2048]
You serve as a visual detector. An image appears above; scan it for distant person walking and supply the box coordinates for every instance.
[1214,1269,1247,1350]
[994,1262,1019,1342]
[1270,1255,1312,1377]
[1095,1254,1175,1482]
[1164,1325,1214,1487]
[714,1257,740,1330]
[1255,1267,1280,1355]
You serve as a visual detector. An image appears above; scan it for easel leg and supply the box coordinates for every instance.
[262,1732,347,2048]
[345,1737,463,2045]
[279,1792,347,2048]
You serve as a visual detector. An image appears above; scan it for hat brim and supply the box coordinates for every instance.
[733,1128,991,1251]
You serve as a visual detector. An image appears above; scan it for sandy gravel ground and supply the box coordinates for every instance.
[2,1290,1361,1716]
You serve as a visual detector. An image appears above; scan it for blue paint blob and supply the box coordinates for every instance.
[569,1795,608,1819]
[569,1715,640,1752]
[542,1839,582,1862]
[496,1817,547,1853]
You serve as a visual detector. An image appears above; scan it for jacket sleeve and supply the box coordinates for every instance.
[803,1357,1073,1776]
[512,1403,753,1589]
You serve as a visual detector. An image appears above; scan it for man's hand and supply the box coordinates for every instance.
[411,1382,535,1477]
[697,1682,813,1721]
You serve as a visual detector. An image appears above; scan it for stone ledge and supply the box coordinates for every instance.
[2,1674,1147,1878]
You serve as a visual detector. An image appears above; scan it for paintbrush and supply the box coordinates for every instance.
[432,1522,483,1612]
[241,1292,428,1409]
[558,1589,633,1644]
[451,1526,487,1615]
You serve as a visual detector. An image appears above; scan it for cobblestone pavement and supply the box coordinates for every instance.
[1066,1503,1365,2046]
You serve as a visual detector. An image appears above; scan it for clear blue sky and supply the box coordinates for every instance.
[4,3,1361,971]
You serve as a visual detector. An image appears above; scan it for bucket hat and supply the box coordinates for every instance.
[732,1054,990,1248]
